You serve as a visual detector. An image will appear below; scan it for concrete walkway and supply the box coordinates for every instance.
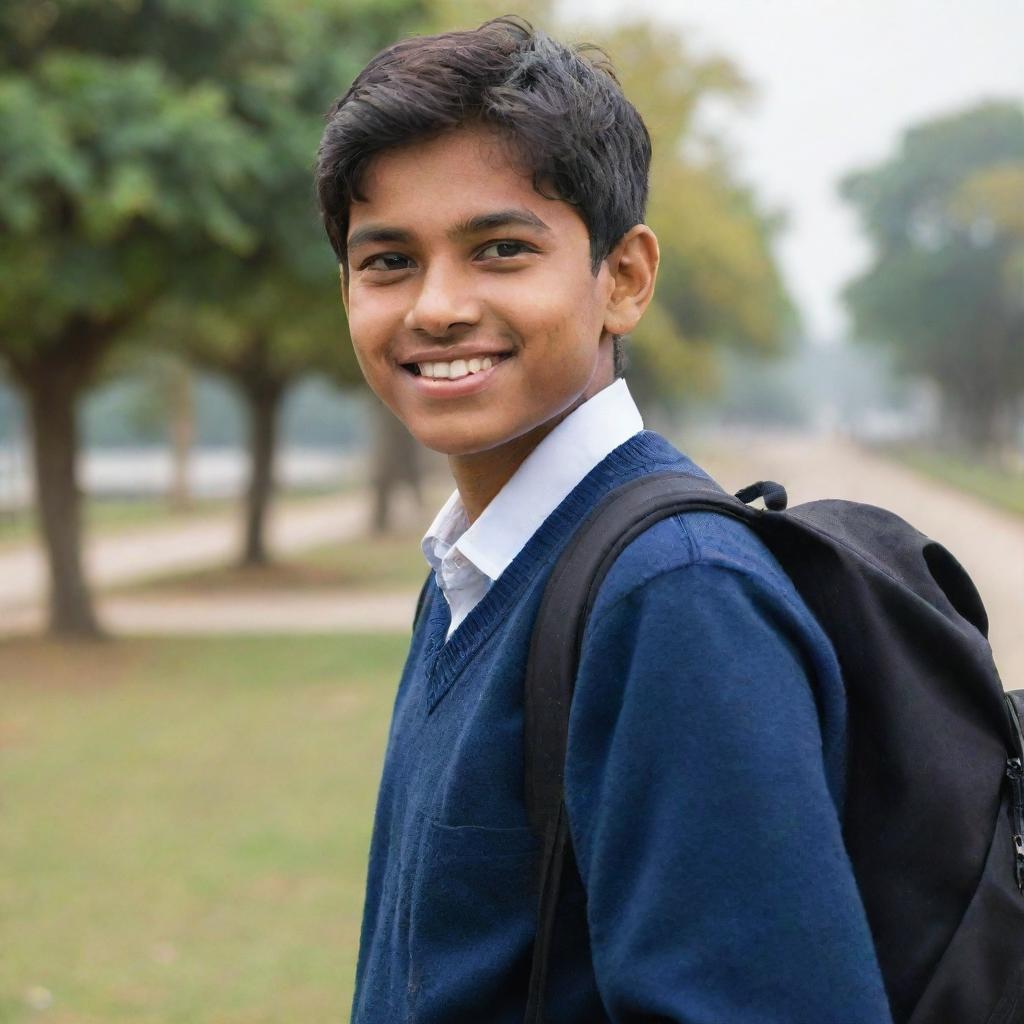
[0,489,397,632]
[0,490,375,609]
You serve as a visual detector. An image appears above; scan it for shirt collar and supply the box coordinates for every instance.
[421,377,644,582]
[421,487,469,576]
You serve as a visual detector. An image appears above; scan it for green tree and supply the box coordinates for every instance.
[160,272,358,564]
[154,0,415,562]
[0,0,420,632]
[594,20,791,411]
[840,101,1024,454]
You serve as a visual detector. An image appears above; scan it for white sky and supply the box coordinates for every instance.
[556,0,1024,342]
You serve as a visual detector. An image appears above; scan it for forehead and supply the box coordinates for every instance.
[348,126,584,239]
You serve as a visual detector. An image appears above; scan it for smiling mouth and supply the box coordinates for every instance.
[401,353,511,380]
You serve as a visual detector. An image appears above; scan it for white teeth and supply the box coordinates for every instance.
[415,355,502,379]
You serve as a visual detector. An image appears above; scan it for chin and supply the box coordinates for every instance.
[414,432,497,457]
[410,420,522,458]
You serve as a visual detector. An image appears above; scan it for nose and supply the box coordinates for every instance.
[403,261,481,337]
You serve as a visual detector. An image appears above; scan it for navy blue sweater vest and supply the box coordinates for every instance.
[351,431,893,1023]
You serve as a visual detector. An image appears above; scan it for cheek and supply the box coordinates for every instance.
[521,294,606,373]
[537,266,603,325]
[347,303,392,366]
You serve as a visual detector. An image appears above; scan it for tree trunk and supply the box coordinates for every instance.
[239,377,285,566]
[168,360,194,511]
[7,304,148,637]
[23,367,102,637]
[371,400,422,534]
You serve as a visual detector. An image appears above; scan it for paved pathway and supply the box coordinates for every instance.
[0,483,444,637]
[0,489,373,615]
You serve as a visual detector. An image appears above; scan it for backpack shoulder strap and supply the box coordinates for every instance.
[523,469,763,1022]
[523,469,750,834]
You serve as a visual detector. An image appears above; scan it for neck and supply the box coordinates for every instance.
[448,415,566,524]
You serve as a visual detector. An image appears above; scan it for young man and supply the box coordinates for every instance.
[316,17,894,1023]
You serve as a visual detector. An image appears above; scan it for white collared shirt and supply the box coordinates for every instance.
[421,378,644,639]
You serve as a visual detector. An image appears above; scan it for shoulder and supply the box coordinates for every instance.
[575,441,807,627]
[590,505,800,627]
[580,490,844,733]
[553,438,832,671]
[573,497,849,804]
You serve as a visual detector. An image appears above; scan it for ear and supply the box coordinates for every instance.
[602,225,659,336]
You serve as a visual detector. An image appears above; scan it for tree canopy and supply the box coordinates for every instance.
[0,0,422,630]
[841,100,1024,452]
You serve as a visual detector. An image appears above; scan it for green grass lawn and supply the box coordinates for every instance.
[0,633,408,1024]
[880,444,1024,519]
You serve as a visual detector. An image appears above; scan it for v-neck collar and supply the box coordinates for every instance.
[420,430,684,713]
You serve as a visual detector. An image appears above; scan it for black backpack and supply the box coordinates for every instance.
[522,470,1024,1024]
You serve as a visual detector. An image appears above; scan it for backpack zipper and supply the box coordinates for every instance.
[1004,694,1024,894]
[1007,759,1024,894]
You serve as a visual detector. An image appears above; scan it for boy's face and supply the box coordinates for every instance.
[340,125,618,457]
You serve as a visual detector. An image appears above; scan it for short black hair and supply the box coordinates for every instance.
[315,15,651,375]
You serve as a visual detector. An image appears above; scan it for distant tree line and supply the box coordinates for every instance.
[841,100,1024,457]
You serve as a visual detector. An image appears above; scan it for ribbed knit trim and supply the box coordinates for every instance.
[422,430,694,711]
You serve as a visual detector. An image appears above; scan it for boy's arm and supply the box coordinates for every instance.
[563,560,894,1024]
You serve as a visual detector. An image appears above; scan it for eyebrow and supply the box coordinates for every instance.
[346,207,552,255]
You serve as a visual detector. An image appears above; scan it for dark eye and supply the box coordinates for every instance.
[362,253,412,271]
[478,241,532,259]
